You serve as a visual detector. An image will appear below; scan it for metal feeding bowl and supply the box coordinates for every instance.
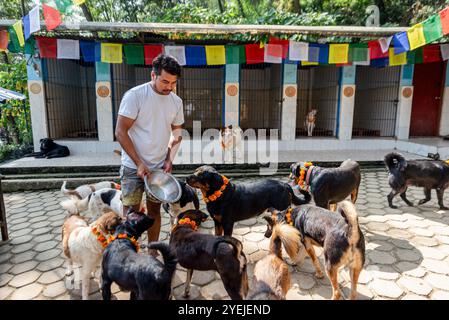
[144,171,182,204]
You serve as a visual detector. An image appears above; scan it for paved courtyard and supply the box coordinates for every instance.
[1,169,449,300]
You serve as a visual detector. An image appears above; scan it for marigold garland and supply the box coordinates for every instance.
[296,162,313,189]
[202,175,229,203]
[445,160,449,165]
[108,233,140,252]
[91,226,109,248]
[285,208,294,226]
[177,217,198,231]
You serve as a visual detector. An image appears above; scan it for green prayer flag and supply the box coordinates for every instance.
[25,37,36,55]
[349,43,368,62]
[226,45,246,64]
[408,48,423,64]
[7,26,23,53]
[124,44,144,65]
[423,14,444,43]
[55,0,72,14]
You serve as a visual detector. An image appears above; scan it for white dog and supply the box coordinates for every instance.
[305,109,317,137]
[219,125,243,162]
[61,180,121,200]
[62,211,122,300]
[60,188,123,220]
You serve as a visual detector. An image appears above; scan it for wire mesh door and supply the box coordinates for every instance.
[240,63,282,137]
[296,66,339,137]
[176,66,224,134]
[44,59,97,139]
[353,66,401,137]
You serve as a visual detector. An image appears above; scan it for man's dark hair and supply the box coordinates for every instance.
[152,54,181,78]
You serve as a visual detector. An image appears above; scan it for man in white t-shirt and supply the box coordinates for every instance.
[115,54,184,254]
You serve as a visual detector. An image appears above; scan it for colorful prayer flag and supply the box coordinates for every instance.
[124,44,144,65]
[226,45,245,64]
[101,43,123,64]
[57,39,80,60]
[144,44,164,65]
[268,37,289,59]
[80,41,96,62]
[288,41,308,61]
[7,25,23,53]
[55,0,73,14]
[185,46,206,66]
[316,44,329,64]
[164,46,186,66]
[264,44,282,64]
[301,61,318,66]
[370,57,389,68]
[389,48,407,66]
[244,44,264,64]
[378,36,393,54]
[423,15,444,43]
[0,30,8,52]
[440,44,449,61]
[423,44,442,63]
[368,40,389,59]
[12,20,25,47]
[205,45,225,65]
[393,32,410,55]
[328,44,349,64]
[43,4,62,31]
[308,44,320,62]
[73,0,86,5]
[25,37,36,55]
[23,6,40,41]
[36,36,57,58]
[407,23,426,50]
[349,43,369,62]
[440,7,449,35]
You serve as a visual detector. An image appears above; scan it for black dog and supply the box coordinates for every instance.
[384,152,449,209]
[27,138,70,159]
[264,201,365,300]
[101,209,177,300]
[170,209,248,300]
[290,159,361,210]
[186,165,311,236]
[162,180,200,227]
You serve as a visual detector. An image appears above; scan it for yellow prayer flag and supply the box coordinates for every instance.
[205,45,225,65]
[73,0,86,5]
[13,20,25,47]
[328,44,349,64]
[101,43,123,64]
[389,48,407,66]
[407,23,426,50]
[301,61,319,66]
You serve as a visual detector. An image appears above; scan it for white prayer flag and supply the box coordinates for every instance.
[29,6,41,35]
[57,39,80,60]
[441,44,449,61]
[289,41,309,61]
[164,46,186,66]
[378,36,393,54]
[264,45,282,64]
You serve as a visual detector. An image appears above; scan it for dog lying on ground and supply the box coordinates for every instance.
[264,201,365,300]
[27,138,70,159]
[162,180,200,228]
[186,165,311,236]
[101,209,177,300]
[62,211,122,300]
[247,222,300,300]
[290,160,361,211]
[61,180,121,200]
[60,188,123,219]
[170,209,248,300]
[384,152,449,209]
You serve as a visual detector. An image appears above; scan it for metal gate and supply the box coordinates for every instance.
[176,66,224,134]
[44,59,97,139]
[296,66,339,137]
[240,63,282,135]
[353,66,401,137]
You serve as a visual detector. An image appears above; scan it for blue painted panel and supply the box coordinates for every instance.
[283,63,297,84]
[96,62,111,82]
[225,64,239,83]
[341,66,356,85]
[401,64,414,86]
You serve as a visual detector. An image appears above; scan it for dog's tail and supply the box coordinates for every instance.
[338,200,361,245]
[270,223,300,261]
[288,186,311,206]
[384,152,407,172]
[60,181,81,199]
[60,194,91,215]
[147,241,177,277]
[213,236,244,259]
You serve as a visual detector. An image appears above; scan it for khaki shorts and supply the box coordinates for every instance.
[119,165,162,207]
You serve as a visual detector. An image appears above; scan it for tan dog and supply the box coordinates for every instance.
[304,109,317,137]
[62,211,122,300]
[219,125,243,161]
[61,180,121,200]
[247,223,302,300]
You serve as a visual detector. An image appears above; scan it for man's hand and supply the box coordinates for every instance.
[162,159,173,173]
[137,163,151,179]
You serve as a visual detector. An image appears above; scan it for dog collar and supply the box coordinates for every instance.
[91,226,109,248]
[285,208,294,226]
[174,217,198,231]
[202,175,229,203]
[296,162,313,190]
[108,233,140,252]
[305,166,315,189]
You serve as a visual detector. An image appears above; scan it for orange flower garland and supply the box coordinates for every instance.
[177,217,198,231]
[91,226,109,248]
[285,208,294,226]
[296,162,313,189]
[203,175,229,203]
[445,160,449,165]
[108,233,140,252]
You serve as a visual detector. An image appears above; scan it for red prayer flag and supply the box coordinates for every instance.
[43,4,62,31]
[144,44,164,65]
[245,44,264,64]
[368,40,389,60]
[0,30,8,51]
[266,44,283,58]
[440,7,449,35]
[36,36,57,58]
[268,37,288,58]
[423,45,442,63]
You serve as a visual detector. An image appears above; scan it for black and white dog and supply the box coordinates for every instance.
[27,138,70,159]
[162,180,200,227]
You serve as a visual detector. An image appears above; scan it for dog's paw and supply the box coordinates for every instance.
[183,292,191,299]
[440,206,449,210]
[315,272,324,279]
[389,204,398,209]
